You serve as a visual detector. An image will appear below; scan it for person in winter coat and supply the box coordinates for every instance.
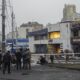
[3,51,11,74]
[26,49,31,70]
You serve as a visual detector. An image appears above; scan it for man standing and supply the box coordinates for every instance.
[15,49,22,70]
[50,55,54,64]
[26,49,31,70]
[3,51,11,74]
[22,49,27,69]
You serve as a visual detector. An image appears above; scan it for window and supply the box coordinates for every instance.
[73,30,78,37]
[34,36,40,40]
[49,31,61,39]
[34,35,47,40]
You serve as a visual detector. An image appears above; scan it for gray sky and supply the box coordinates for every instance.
[11,0,80,26]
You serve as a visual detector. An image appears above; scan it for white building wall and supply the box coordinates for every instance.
[6,26,33,49]
[7,26,33,39]
[17,27,33,39]
[34,40,48,44]
[29,36,35,53]
[32,26,43,31]
[17,27,26,38]
[60,23,72,51]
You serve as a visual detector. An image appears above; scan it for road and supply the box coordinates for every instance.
[0,65,80,80]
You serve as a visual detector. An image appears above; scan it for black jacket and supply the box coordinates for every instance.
[3,53,11,63]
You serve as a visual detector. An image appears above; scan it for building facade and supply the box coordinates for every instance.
[28,21,80,54]
[28,28,48,53]
[48,22,72,53]
[6,4,80,54]
[6,23,32,48]
[70,21,80,53]
[6,22,43,49]
[28,4,80,54]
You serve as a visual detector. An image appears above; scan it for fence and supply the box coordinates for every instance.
[31,53,80,65]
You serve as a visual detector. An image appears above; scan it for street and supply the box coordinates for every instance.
[0,65,80,80]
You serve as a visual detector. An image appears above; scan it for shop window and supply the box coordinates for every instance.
[49,31,61,39]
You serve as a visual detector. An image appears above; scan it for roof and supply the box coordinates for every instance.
[28,28,48,36]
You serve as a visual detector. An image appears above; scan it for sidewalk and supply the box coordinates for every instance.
[0,64,80,80]
[0,66,34,80]
[49,63,80,70]
[0,65,47,80]
[0,69,27,80]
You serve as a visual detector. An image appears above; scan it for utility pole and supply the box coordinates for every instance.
[2,0,6,53]
[15,27,18,48]
[11,11,14,53]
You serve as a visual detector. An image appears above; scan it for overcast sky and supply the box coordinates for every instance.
[9,0,80,26]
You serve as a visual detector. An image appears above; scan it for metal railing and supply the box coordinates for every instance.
[31,53,80,64]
